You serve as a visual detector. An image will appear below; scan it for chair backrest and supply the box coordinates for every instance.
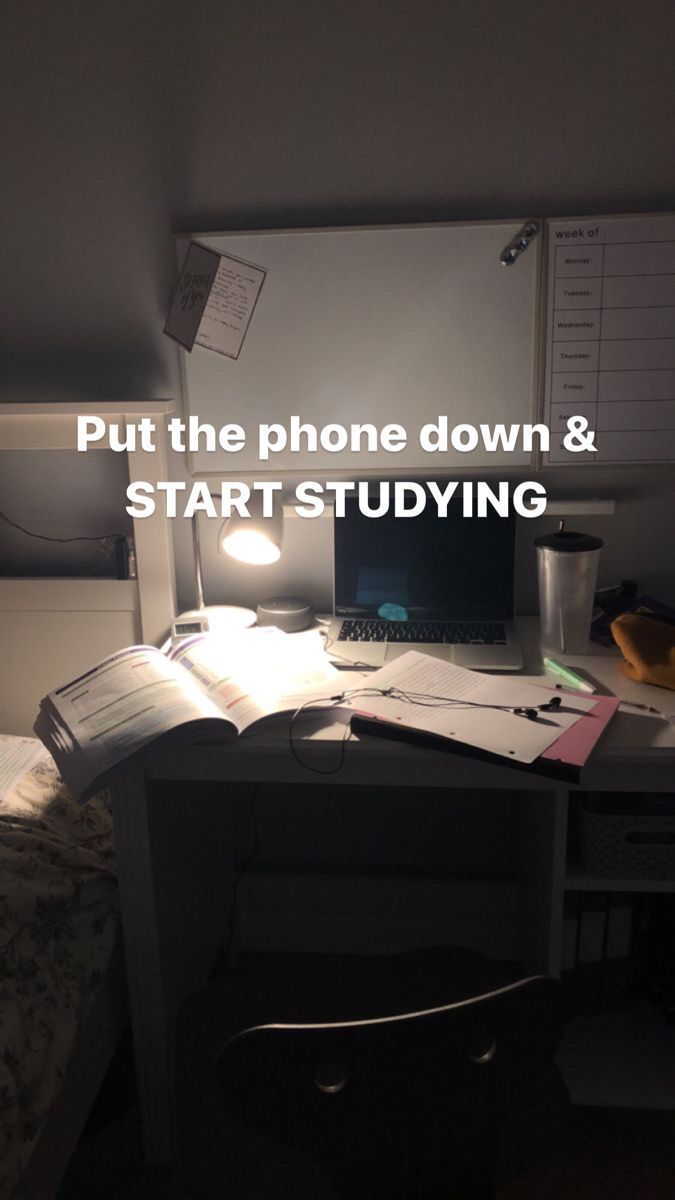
[218,975,563,1198]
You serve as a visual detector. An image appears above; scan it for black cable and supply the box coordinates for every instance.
[0,508,125,545]
[286,686,563,776]
[319,629,378,672]
[288,698,354,774]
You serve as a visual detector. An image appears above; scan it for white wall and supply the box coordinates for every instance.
[2,0,674,610]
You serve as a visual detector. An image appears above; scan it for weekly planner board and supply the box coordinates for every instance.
[542,212,675,463]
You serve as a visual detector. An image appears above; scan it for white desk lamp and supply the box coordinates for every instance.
[171,495,283,644]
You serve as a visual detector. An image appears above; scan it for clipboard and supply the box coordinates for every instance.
[350,689,620,784]
[537,690,620,780]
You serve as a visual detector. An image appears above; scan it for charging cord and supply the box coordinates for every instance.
[318,626,377,672]
[0,508,125,546]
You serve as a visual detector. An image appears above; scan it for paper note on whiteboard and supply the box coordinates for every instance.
[164,240,266,359]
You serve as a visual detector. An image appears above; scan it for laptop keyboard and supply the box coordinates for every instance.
[337,619,508,645]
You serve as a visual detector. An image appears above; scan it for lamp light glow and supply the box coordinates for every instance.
[221,527,281,565]
[189,491,284,614]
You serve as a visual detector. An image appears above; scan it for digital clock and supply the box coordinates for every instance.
[169,606,257,648]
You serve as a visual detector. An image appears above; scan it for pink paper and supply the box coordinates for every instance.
[540,692,620,768]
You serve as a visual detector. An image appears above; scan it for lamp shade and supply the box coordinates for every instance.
[190,492,284,612]
[219,497,283,565]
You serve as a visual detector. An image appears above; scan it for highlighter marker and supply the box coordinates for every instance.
[543,656,596,694]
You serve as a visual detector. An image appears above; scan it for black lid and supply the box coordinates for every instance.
[535,520,603,553]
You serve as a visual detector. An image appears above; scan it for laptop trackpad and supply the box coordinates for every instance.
[384,643,453,663]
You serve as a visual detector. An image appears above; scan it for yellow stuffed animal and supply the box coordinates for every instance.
[611,613,675,690]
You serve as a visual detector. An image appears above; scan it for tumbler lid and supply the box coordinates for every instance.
[535,520,603,553]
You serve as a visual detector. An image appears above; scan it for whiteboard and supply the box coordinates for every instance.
[177,222,540,476]
[541,212,675,464]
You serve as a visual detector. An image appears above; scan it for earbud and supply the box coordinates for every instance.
[512,696,563,720]
[513,706,540,720]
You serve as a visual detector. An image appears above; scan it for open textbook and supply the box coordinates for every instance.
[34,633,617,801]
[34,629,343,801]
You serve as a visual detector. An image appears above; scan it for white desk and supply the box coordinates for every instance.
[109,618,675,1163]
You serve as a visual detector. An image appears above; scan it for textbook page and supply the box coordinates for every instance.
[171,628,342,732]
[37,645,225,789]
[349,651,594,763]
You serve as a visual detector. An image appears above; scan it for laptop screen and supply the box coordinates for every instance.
[334,500,516,620]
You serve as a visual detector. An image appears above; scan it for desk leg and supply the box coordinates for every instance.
[519,788,569,976]
[111,771,174,1165]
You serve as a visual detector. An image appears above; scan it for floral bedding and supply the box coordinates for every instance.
[0,758,117,1199]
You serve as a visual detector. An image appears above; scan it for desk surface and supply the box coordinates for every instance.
[149,619,675,792]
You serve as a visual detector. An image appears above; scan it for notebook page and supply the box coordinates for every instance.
[349,651,593,764]
[0,736,50,802]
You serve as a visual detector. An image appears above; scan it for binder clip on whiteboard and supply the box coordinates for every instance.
[500,221,539,266]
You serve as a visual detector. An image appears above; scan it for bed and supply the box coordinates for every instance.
[0,753,125,1200]
[0,401,178,1197]
[0,755,121,1200]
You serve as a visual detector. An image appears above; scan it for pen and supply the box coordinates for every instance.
[543,656,596,694]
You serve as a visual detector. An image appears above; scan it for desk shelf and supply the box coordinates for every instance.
[565,865,675,894]
[561,794,675,1111]
[0,577,143,736]
[0,577,139,607]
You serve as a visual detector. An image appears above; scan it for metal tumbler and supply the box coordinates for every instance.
[535,521,603,655]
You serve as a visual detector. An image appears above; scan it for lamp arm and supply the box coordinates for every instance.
[192,491,223,611]
[191,511,205,611]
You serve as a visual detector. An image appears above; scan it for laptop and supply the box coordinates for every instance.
[327,498,523,670]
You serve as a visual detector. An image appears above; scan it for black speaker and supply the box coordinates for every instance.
[256,596,315,632]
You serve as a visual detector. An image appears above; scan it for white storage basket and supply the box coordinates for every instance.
[579,794,675,880]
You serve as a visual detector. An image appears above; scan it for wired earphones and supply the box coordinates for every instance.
[317,685,564,721]
[287,686,565,774]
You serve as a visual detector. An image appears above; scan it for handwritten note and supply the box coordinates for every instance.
[164,241,266,359]
[195,253,266,359]
[164,242,221,350]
